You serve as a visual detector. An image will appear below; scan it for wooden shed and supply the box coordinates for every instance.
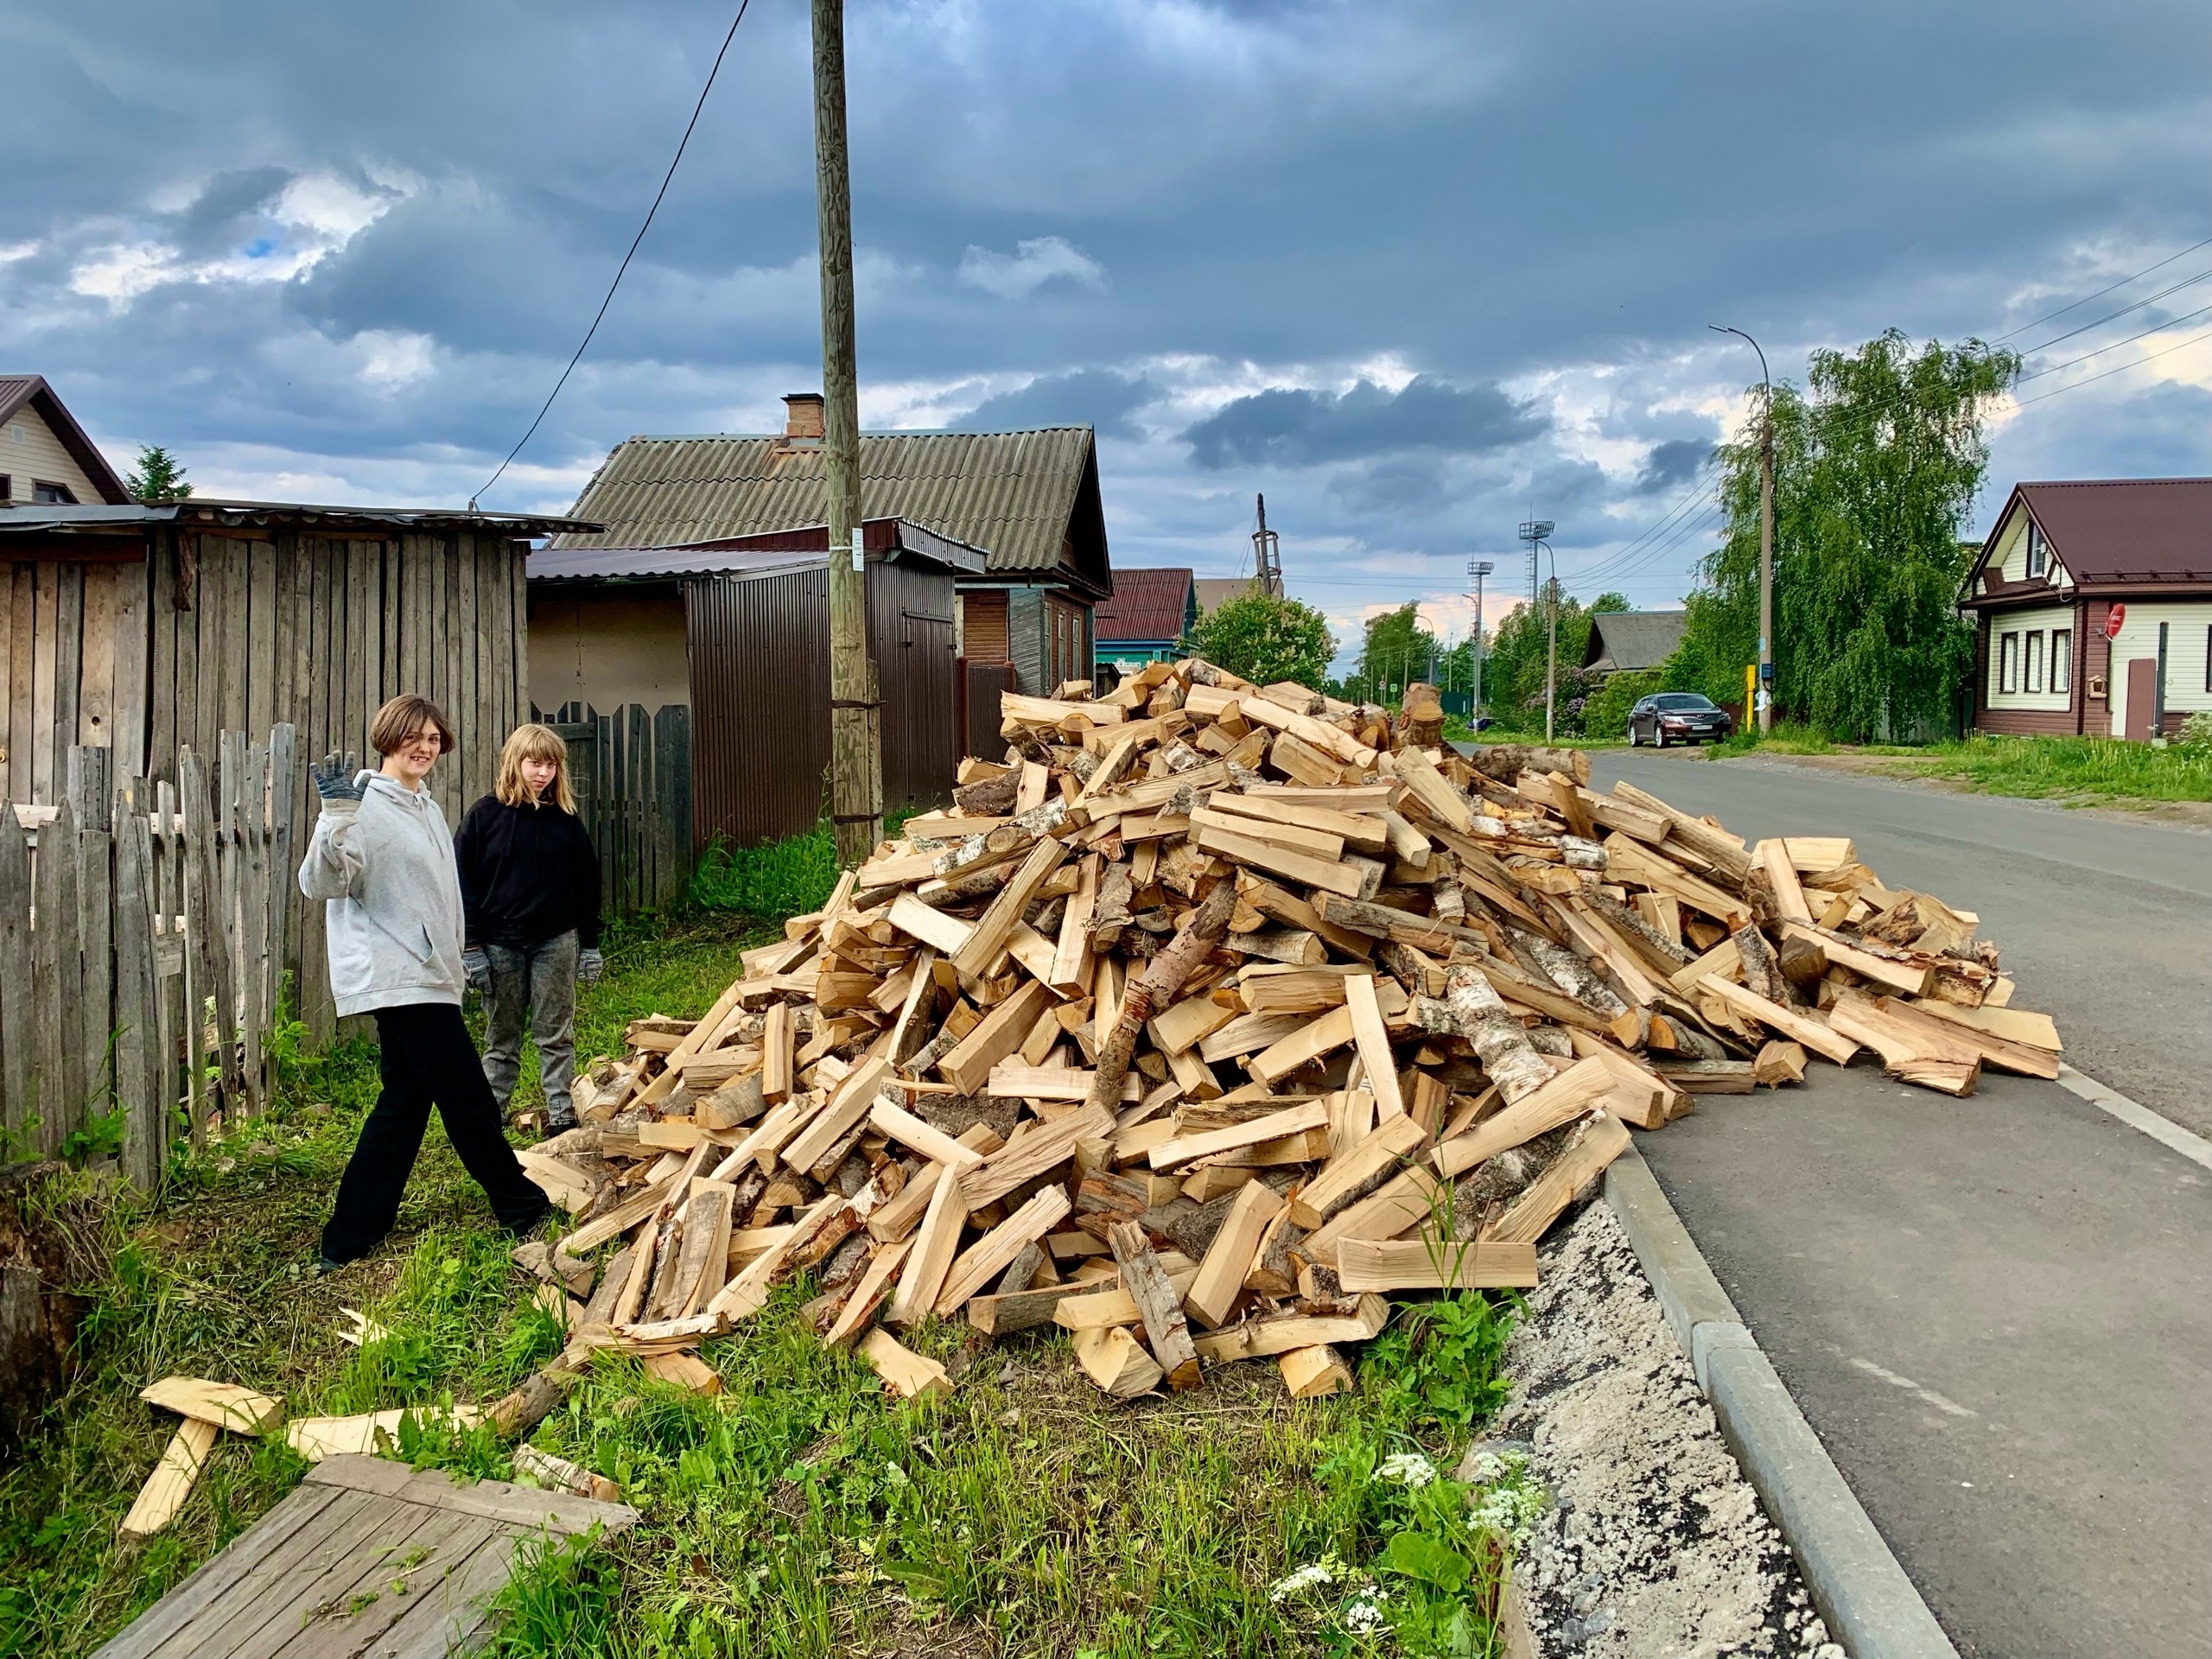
[529,516,979,849]
[0,499,594,1033]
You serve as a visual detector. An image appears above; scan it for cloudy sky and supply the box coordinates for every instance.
[6,0,2209,663]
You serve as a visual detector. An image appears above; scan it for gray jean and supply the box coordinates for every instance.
[482,929,580,1118]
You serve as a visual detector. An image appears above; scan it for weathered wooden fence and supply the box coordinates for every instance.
[537,702,693,918]
[0,726,297,1188]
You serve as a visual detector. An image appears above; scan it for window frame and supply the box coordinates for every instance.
[2024,630,2045,695]
[1998,631,2019,695]
[31,480,77,505]
[2052,630,2073,696]
[2025,521,2046,579]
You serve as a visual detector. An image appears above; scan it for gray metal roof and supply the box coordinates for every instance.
[0,499,596,537]
[530,516,988,582]
[1582,609,1688,674]
[554,428,1110,595]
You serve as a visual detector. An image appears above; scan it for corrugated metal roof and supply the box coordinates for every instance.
[555,427,1109,593]
[2010,479,2212,582]
[0,499,595,537]
[1193,576,1258,615]
[1096,567,1194,642]
[1582,610,1688,673]
[530,515,987,582]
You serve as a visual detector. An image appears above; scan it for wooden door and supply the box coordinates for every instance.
[2123,658,2157,741]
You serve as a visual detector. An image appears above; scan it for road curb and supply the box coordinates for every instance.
[1604,1143,1959,1659]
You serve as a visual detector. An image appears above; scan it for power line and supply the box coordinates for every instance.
[2012,320,2212,406]
[470,0,752,509]
[2017,298,2212,382]
[2010,265,2212,357]
[1990,234,2212,342]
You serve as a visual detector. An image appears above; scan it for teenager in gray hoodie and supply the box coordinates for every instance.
[300,695,550,1268]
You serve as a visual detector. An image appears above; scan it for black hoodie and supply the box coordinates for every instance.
[454,794,601,951]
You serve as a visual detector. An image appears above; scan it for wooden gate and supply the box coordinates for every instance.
[540,702,693,918]
[958,660,1015,764]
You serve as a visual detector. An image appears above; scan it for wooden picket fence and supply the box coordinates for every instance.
[0,725,298,1190]
[538,702,694,918]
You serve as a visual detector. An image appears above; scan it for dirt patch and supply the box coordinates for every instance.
[1494,1202,1840,1658]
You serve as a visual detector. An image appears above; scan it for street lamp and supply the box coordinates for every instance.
[1518,522,1558,741]
[1466,559,1495,728]
[1711,324,1775,734]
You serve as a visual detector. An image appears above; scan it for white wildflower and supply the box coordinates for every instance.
[1469,1482,1548,1546]
[1376,1451,1439,1488]
[1344,1589,1389,1634]
[1268,1557,1340,1603]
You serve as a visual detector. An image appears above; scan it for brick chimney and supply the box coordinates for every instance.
[782,392,825,442]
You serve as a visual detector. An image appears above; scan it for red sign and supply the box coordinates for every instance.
[2104,603,2126,639]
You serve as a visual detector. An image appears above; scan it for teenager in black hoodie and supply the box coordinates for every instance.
[454,724,601,1130]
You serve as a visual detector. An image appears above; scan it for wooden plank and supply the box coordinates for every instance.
[0,808,31,1138]
[1483,1111,1636,1243]
[886,1168,968,1325]
[1335,1237,1541,1292]
[1778,921,1936,995]
[961,1103,1113,1207]
[1148,1099,1330,1171]
[1432,1056,1636,1178]
[1906,998,2062,1052]
[860,1328,952,1402]
[1288,1111,1428,1230]
[1698,976,1859,1065]
[1190,1294,1389,1363]
[938,978,1052,1094]
[1343,973,1404,1121]
[118,1417,219,1539]
[950,836,1068,979]
[1244,1007,1356,1087]
[1756,837,1815,925]
[935,1184,1071,1314]
[32,798,79,1154]
[823,1238,915,1351]
[1108,1220,1202,1389]
[868,1096,988,1167]
[1192,823,1376,899]
[887,890,975,955]
[1071,1324,1164,1397]
[1185,1179,1282,1327]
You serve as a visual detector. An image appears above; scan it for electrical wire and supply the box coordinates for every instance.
[2012,320,2212,406]
[2008,265,2212,357]
[2016,298,2212,382]
[470,0,752,509]
[1990,234,2212,342]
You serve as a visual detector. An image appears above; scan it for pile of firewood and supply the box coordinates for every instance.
[491,661,2063,1415]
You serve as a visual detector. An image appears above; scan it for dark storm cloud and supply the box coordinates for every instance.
[1185,378,1547,470]
[1636,437,1710,495]
[951,369,1155,437]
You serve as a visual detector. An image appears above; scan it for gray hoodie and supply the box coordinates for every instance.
[298,772,467,1018]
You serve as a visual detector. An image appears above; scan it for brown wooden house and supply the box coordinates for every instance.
[1961,479,2212,741]
[550,396,1114,710]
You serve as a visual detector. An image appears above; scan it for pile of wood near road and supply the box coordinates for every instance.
[467,661,2064,1419]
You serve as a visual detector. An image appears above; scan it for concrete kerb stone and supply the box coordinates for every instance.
[1603,1141,1960,1659]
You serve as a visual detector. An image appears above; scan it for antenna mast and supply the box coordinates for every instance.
[1251,494,1284,598]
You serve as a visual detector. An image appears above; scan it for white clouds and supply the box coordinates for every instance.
[355,329,437,389]
[958,236,1106,300]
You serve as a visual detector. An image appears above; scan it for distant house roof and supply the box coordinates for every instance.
[0,375,132,504]
[1965,480,2212,604]
[1193,576,1259,615]
[1582,609,1688,675]
[529,516,987,583]
[1096,568,1195,644]
[555,426,1111,600]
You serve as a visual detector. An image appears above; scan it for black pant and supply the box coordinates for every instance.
[321,1001,550,1263]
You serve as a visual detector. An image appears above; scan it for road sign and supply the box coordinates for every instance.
[2105,603,2126,639]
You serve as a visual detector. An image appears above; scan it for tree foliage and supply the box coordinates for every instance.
[124,444,192,504]
[1338,605,1439,706]
[1182,591,1335,689]
[1480,591,1628,734]
[1675,330,2019,741]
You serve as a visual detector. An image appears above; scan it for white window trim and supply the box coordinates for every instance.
[1999,632,2018,695]
[2025,631,2044,694]
[2052,630,2073,695]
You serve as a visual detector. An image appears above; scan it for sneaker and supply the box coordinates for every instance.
[543,1103,579,1135]
[502,1200,555,1243]
[314,1252,346,1275]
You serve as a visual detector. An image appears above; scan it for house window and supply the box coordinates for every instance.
[2024,631,2044,694]
[0,474,10,500]
[2052,630,2072,695]
[2025,522,2046,579]
[32,480,76,504]
[1998,632,2018,694]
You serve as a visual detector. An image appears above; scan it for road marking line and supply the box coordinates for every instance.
[2056,1065,2212,1174]
[1847,1357,1977,1418]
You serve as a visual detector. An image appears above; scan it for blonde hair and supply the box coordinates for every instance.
[369,694,454,757]
[496,723,577,812]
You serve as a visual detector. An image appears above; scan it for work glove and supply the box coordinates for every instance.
[462,946,492,994]
[312,750,367,815]
[578,948,604,988]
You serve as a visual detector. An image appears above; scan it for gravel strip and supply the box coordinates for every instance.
[1489,1200,1843,1658]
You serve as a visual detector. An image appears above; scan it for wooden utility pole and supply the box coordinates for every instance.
[813,0,881,862]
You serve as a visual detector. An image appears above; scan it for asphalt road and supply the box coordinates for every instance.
[1590,751,2212,1659]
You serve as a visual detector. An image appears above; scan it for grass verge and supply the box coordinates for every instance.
[690,810,931,925]
[1866,734,2212,804]
[1,914,1537,1659]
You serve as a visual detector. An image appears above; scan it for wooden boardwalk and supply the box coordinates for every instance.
[92,1455,637,1659]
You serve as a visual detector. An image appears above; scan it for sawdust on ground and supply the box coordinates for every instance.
[1491,1202,1843,1659]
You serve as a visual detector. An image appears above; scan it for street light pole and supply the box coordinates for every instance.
[1517,523,1555,740]
[1712,325,1774,734]
[1467,558,1494,728]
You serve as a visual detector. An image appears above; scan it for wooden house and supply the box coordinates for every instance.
[0,495,593,1033]
[550,396,1115,702]
[0,375,133,509]
[1094,567,1197,684]
[1581,610,1688,679]
[529,517,982,849]
[1962,479,2212,741]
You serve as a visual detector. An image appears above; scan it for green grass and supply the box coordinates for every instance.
[1703,720,1836,759]
[1,914,1532,1659]
[689,810,930,925]
[1866,733,2212,805]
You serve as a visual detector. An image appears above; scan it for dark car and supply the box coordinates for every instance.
[1627,692,1733,747]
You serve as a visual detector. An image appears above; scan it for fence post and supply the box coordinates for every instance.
[32,798,83,1156]
[112,779,163,1192]
[653,703,693,909]
[67,746,112,833]
[156,777,200,1154]
[0,809,29,1143]
[76,799,115,1147]
[267,723,297,1050]
[180,749,238,1134]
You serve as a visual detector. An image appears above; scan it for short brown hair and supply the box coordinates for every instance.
[369,695,455,758]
